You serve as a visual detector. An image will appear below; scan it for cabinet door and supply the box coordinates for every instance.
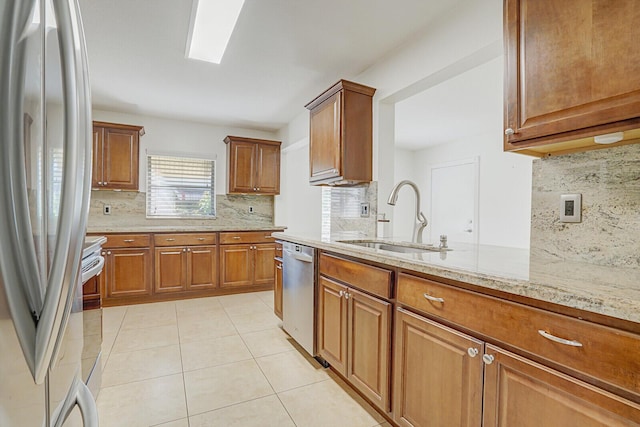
[154,247,187,293]
[483,344,640,426]
[103,127,139,190]
[91,127,103,188]
[255,143,280,194]
[393,308,483,427]
[309,91,342,182]
[274,258,283,319]
[253,243,275,286]
[504,0,640,148]
[347,287,391,412]
[228,141,256,193]
[219,244,252,287]
[187,245,217,290]
[82,275,101,310]
[105,248,152,298]
[317,276,348,375]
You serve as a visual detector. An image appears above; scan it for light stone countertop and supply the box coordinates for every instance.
[87,225,287,233]
[273,231,640,325]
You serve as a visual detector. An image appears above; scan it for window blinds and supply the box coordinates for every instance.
[146,154,216,218]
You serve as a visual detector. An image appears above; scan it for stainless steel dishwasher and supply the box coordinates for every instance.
[282,241,316,356]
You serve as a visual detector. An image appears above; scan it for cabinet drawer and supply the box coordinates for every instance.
[102,234,151,248]
[397,273,640,398]
[154,233,217,247]
[320,253,392,299]
[219,231,277,244]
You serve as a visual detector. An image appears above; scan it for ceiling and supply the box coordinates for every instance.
[78,0,462,132]
[395,55,504,150]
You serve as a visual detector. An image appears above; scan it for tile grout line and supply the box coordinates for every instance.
[175,302,191,427]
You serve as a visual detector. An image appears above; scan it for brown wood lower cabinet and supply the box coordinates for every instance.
[393,308,484,427]
[104,247,152,299]
[82,276,101,310]
[483,345,640,426]
[274,257,283,319]
[220,243,276,288]
[392,308,640,427]
[154,245,217,293]
[317,274,392,412]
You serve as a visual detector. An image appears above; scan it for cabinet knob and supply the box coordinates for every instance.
[482,354,495,365]
[107,251,111,255]
[467,348,479,358]
[339,290,344,298]
[256,187,260,191]
[183,248,187,252]
[344,291,350,300]
[276,264,282,270]
[504,128,515,136]
[97,181,103,185]
[101,251,106,256]
[187,248,191,252]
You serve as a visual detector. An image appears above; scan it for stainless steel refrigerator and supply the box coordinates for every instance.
[0,0,96,425]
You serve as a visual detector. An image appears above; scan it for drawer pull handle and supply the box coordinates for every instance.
[538,330,583,347]
[123,239,135,243]
[165,238,176,241]
[197,238,205,241]
[264,235,274,239]
[232,236,241,239]
[423,293,445,303]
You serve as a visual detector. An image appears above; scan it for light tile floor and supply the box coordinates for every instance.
[98,291,391,427]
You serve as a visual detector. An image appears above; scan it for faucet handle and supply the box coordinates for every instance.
[439,234,448,249]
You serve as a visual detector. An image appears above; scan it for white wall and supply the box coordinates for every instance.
[412,131,532,248]
[391,148,420,240]
[93,110,278,193]
[274,138,323,234]
[275,0,511,240]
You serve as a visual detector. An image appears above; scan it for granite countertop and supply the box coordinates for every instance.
[87,225,287,233]
[273,231,640,325]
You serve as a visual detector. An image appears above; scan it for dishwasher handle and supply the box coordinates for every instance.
[284,249,314,263]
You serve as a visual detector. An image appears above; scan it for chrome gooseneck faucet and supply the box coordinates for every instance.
[387,180,428,244]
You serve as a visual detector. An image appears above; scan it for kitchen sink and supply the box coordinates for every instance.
[338,240,450,253]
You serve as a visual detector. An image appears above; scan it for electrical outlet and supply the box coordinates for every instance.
[360,202,370,218]
[103,204,111,215]
[560,194,581,223]
[249,206,254,214]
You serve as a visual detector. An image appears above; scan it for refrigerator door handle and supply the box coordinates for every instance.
[0,0,48,381]
[34,0,92,383]
[51,377,99,427]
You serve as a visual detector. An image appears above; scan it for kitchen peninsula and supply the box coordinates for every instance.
[273,231,640,426]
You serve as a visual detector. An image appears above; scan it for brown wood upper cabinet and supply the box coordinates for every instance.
[305,80,376,185]
[92,121,144,190]
[504,0,640,156]
[224,136,281,195]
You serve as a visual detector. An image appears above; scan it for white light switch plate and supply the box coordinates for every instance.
[560,194,581,223]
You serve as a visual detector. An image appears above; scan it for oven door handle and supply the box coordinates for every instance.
[81,256,104,283]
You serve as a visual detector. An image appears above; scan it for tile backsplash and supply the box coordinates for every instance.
[530,144,640,267]
[88,191,274,229]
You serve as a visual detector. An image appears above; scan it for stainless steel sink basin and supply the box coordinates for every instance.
[338,240,449,253]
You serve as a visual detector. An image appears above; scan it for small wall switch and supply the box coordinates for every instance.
[360,202,370,218]
[560,194,581,223]
[103,204,111,215]
[249,206,254,214]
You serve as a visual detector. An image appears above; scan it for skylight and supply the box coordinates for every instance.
[186,0,245,64]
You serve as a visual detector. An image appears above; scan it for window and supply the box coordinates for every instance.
[146,154,215,218]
